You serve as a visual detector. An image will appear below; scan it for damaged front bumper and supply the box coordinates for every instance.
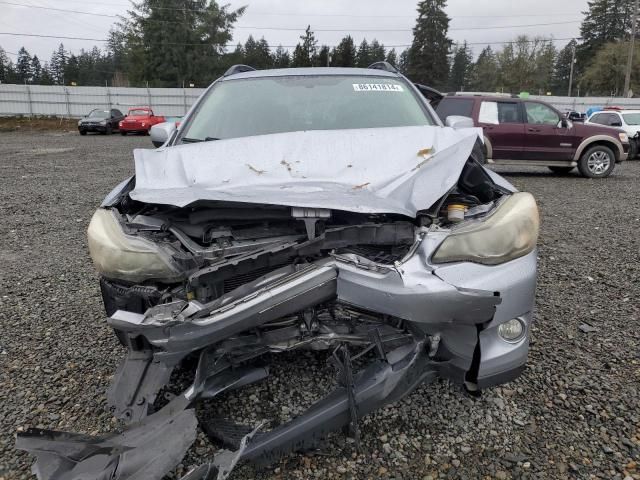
[17,223,536,479]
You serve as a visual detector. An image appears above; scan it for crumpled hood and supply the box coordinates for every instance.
[130,125,481,217]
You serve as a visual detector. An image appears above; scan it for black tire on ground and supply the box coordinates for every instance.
[577,145,616,178]
[120,131,127,136]
[548,166,575,174]
[79,130,86,136]
[105,125,112,135]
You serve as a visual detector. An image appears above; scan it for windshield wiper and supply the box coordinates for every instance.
[181,137,221,144]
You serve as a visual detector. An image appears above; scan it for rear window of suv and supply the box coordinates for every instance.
[436,98,474,122]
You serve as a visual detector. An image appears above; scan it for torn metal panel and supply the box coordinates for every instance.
[130,126,482,216]
[106,350,174,423]
[16,395,197,480]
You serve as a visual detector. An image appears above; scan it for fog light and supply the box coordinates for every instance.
[498,318,525,342]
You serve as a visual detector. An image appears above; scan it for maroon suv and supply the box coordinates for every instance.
[434,94,630,178]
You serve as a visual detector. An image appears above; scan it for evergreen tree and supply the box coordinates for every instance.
[580,0,636,52]
[39,62,55,85]
[398,49,410,72]
[0,46,11,83]
[407,0,452,88]
[448,41,472,91]
[292,26,317,67]
[16,47,33,83]
[273,45,290,68]
[533,40,557,94]
[49,44,68,85]
[331,35,357,67]
[385,48,398,67]
[369,40,386,63]
[118,0,244,87]
[315,45,330,67]
[356,39,371,68]
[244,36,272,69]
[31,55,42,83]
[469,45,498,92]
[552,40,577,94]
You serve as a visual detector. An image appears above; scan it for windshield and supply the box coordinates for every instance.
[88,109,110,119]
[180,75,433,142]
[623,113,640,125]
[129,109,151,116]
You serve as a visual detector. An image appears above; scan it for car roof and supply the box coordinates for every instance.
[221,67,401,81]
[443,94,525,102]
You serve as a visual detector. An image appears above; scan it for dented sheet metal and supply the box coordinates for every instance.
[130,126,482,216]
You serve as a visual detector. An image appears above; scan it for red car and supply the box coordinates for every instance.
[119,107,165,135]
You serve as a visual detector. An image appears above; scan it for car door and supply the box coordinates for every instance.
[477,100,526,159]
[522,102,574,160]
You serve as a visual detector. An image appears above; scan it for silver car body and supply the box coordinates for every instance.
[17,67,538,480]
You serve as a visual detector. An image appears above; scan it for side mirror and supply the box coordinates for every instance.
[611,121,622,127]
[445,115,475,129]
[561,118,569,128]
[150,122,176,148]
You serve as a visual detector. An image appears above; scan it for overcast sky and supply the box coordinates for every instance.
[1,0,589,63]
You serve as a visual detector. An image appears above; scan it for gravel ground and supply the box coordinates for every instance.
[0,130,639,480]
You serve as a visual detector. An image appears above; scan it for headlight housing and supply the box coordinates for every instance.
[87,209,183,283]
[432,192,539,265]
[619,132,629,143]
[99,120,107,126]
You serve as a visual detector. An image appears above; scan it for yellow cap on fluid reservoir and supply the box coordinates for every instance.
[447,204,466,222]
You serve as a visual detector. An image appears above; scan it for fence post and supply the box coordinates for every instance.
[147,85,152,108]
[64,86,71,118]
[183,88,188,115]
[106,85,112,110]
[25,84,33,118]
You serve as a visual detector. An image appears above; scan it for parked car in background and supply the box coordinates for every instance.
[434,93,630,178]
[119,107,165,135]
[78,108,125,135]
[586,108,640,159]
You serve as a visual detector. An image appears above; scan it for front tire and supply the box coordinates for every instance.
[548,166,574,174]
[578,145,616,178]
[105,125,112,135]
[79,130,87,136]
[120,131,127,136]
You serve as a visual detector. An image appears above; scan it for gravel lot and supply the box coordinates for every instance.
[1,130,639,480]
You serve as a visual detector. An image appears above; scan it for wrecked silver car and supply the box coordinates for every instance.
[17,64,539,479]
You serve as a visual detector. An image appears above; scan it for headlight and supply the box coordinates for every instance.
[77,120,82,126]
[432,192,539,265]
[619,132,629,143]
[99,120,107,126]
[498,318,526,342]
[87,209,183,283]
[141,123,147,127]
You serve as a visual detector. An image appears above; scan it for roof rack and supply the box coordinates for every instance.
[367,61,399,73]
[223,64,256,77]
[448,91,519,98]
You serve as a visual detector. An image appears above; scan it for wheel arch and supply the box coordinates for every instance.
[574,136,623,162]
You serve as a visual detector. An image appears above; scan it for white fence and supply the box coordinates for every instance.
[0,84,206,118]
[1,84,639,118]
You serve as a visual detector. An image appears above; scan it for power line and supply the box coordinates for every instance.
[3,1,583,23]
[0,2,582,32]
[14,0,584,18]
[0,31,582,48]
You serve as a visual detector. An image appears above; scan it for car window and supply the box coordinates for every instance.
[607,114,622,126]
[623,113,640,125]
[129,109,150,116]
[435,98,474,122]
[478,101,521,124]
[88,109,110,119]
[524,102,560,125]
[112,109,123,117]
[180,75,433,142]
[589,113,606,125]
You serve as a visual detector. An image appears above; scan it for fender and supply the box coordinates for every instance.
[573,135,626,162]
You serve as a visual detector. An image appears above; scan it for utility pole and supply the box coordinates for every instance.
[623,0,639,97]
[568,41,576,97]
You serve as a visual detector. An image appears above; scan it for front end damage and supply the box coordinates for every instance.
[17,127,538,479]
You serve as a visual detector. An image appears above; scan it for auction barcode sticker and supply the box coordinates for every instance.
[353,83,404,92]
